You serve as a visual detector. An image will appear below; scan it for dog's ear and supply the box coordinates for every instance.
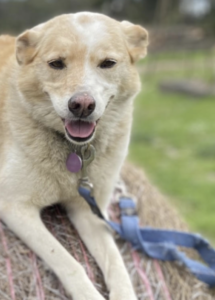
[16,30,40,65]
[121,21,148,62]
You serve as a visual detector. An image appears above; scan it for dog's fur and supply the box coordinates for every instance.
[0,13,148,300]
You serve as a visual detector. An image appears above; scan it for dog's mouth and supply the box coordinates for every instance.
[64,119,96,143]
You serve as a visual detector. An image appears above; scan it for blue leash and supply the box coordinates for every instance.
[78,186,215,287]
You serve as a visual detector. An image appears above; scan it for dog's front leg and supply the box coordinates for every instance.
[67,204,137,300]
[0,202,105,300]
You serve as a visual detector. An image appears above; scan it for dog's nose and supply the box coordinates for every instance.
[68,93,96,118]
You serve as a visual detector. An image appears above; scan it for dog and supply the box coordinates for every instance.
[0,12,148,300]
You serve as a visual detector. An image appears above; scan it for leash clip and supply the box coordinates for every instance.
[78,144,95,196]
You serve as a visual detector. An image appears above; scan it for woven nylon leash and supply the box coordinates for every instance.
[67,144,215,287]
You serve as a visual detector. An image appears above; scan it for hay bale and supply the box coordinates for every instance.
[0,163,214,300]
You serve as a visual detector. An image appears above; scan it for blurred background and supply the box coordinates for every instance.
[1,0,215,242]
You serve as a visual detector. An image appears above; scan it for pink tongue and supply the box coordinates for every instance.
[65,120,96,138]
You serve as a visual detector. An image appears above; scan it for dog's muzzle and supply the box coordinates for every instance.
[65,92,97,143]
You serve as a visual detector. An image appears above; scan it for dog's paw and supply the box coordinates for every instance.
[79,297,105,300]
[78,295,105,300]
[110,295,137,300]
[77,291,106,300]
[110,289,137,300]
[80,296,105,300]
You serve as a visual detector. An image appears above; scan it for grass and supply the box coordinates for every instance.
[128,50,215,243]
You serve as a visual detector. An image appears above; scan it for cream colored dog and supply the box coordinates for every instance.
[0,12,148,300]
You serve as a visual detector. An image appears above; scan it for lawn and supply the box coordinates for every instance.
[128,50,215,243]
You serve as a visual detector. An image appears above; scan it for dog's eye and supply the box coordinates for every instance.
[99,59,116,69]
[48,59,65,70]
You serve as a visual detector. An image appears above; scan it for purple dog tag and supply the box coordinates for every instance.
[66,153,82,173]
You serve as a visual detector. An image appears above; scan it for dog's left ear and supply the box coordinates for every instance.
[121,21,148,62]
[16,29,40,65]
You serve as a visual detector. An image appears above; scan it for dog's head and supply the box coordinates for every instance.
[15,13,148,144]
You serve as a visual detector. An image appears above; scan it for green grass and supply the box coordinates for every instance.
[128,51,215,243]
[140,50,214,64]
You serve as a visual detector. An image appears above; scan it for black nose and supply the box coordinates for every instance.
[68,92,96,118]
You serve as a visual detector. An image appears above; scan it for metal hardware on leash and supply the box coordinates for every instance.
[77,144,105,219]
[78,144,95,194]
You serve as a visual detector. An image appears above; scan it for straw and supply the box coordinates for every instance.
[0,162,214,300]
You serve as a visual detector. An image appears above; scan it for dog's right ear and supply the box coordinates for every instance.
[16,30,40,65]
